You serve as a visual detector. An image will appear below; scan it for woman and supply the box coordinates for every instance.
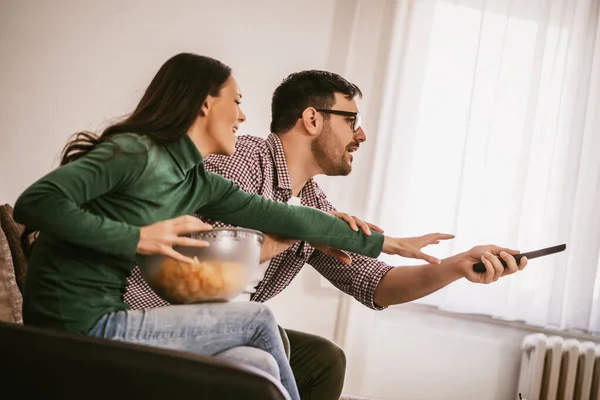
[13,53,416,399]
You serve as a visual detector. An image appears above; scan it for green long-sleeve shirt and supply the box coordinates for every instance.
[14,133,384,334]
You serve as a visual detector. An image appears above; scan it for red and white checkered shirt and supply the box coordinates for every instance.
[124,134,393,310]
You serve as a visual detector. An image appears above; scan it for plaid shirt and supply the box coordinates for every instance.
[124,134,393,310]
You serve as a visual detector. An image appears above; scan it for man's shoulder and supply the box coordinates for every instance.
[231,134,271,155]
[306,178,334,210]
[203,135,273,189]
[205,135,269,166]
[311,180,329,199]
[236,134,268,147]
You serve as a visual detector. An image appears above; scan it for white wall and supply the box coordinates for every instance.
[3,1,597,399]
[344,304,528,400]
[0,0,340,204]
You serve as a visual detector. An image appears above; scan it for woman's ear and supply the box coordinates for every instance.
[199,99,210,117]
[200,93,217,117]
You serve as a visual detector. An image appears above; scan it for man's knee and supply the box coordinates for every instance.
[320,339,346,380]
[287,330,347,399]
[289,330,347,379]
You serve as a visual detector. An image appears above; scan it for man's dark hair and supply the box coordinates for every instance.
[270,70,362,134]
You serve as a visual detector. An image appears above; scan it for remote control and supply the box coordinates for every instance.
[472,244,566,273]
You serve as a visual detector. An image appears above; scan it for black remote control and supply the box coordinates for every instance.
[472,244,566,273]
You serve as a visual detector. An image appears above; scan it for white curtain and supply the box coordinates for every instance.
[365,0,600,333]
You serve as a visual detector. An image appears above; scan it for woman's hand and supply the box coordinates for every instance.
[137,215,213,264]
[382,233,455,264]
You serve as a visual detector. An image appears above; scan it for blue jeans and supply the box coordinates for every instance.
[88,301,300,400]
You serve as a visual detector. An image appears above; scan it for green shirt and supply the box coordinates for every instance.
[14,133,384,334]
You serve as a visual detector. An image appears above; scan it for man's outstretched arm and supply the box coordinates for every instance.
[308,197,522,308]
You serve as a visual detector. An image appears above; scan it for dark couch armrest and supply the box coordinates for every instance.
[0,321,290,400]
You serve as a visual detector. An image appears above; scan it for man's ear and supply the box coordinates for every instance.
[300,107,320,136]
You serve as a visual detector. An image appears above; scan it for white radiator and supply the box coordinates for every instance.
[516,333,600,400]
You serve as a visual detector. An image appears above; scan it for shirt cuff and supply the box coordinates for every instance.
[353,262,395,310]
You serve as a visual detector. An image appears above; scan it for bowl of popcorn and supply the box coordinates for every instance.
[136,228,264,304]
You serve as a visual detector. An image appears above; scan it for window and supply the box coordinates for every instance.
[373,0,600,332]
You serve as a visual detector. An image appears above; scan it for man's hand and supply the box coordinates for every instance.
[260,234,297,263]
[328,211,384,236]
[382,233,455,264]
[259,234,352,265]
[311,244,352,265]
[374,243,529,307]
[259,210,380,265]
[445,245,528,284]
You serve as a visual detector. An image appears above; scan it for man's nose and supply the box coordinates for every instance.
[355,127,366,143]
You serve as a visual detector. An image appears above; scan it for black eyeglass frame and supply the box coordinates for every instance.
[299,108,362,132]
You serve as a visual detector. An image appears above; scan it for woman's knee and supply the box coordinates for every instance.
[236,302,277,325]
[188,301,277,326]
[216,346,280,379]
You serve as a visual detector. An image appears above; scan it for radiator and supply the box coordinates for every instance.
[516,333,600,400]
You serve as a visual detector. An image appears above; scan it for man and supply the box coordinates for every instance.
[125,70,526,399]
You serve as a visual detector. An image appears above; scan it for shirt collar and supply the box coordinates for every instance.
[266,133,293,192]
[164,134,204,173]
[266,133,323,203]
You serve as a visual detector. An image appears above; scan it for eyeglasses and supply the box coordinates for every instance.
[300,108,362,132]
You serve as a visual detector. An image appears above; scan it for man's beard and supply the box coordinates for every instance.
[311,124,352,176]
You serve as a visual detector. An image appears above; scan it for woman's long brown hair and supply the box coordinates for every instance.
[21,53,232,258]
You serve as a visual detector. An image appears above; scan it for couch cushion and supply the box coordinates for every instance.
[0,204,27,293]
[0,225,23,323]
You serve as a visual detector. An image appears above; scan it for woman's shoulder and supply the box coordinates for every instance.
[95,133,165,163]
[81,133,160,174]
[107,132,155,153]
